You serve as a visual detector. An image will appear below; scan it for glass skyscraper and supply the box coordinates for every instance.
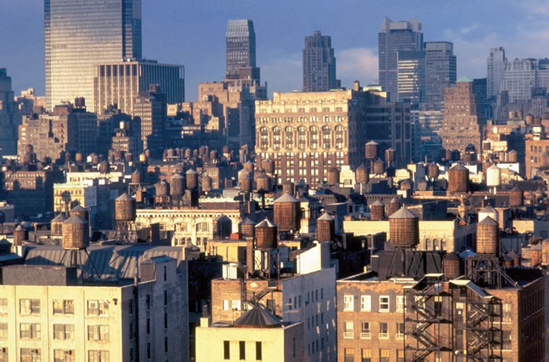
[225,20,260,82]
[378,17,423,102]
[45,0,142,111]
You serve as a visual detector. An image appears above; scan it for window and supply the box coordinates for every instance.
[87,325,109,342]
[379,296,390,312]
[360,322,371,339]
[344,348,355,362]
[88,350,109,362]
[53,300,74,315]
[223,300,229,311]
[361,349,371,362]
[502,330,512,350]
[343,295,354,311]
[20,349,41,362]
[128,300,133,315]
[344,321,354,339]
[87,300,109,316]
[147,343,150,359]
[223,341,230,360]
[503,303,512,322]
[146,318,150,334]
[164,312,168,329]
[239,341,246,360]
[54,349,75,362]
[20,323,41,340]
[256,342,262,360]
[379,322,389,339]
[231,300,241,311]
[380,349,390,362]
[360,295,371,311]
[434,296,442,316]
[397,350,405,362]
[0,348,7,362]
[146,295,151,310]
[0,299,7,315]
[165,336,168,353]
[53,324,74,340]
[0,323,6,340]
[20,299,40,315]
[396,323,405,339]
[164,290,168,306]
[396,296,404,311]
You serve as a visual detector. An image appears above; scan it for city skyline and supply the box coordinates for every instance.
[2,1,549,101]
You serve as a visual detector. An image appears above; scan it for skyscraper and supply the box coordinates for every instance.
[424,41,457,109]
[302,31,339,92]
[487,47,507,99]
[378,17,423,101]
[225,20,260,82]
[45,0,142,111]
[0,69,20,155]
[397,50,425,104]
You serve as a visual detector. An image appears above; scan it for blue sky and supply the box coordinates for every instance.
[2,0,549,101]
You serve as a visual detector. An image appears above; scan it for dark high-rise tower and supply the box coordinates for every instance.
[378,17,423,102]
[225,19,260,82]
[424,41,456,109]
[0,69,20,156]
[45,0,142,111]
[303,31,339,92]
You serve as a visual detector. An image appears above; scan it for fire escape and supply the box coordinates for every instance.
[405,274,453,361]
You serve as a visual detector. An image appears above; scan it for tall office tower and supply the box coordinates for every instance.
[441,77,483,155]
[303,31,339,92]
[378,17,423,101]
[424,42,457,109]
[487,47,507,99]
[134,84,166,158]
[397,50,425,104]
[473,78,491,123]
[0,69,20,155]
[417,110,444,161]
[225,19,260,82]
[45,0,142,111]
[94,60,184,116]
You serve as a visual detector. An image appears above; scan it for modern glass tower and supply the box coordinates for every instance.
[378,17,423,102]
[302,31,339,92]
[424,41,456,109]
[45,0,142,111]
[225,20,260,82]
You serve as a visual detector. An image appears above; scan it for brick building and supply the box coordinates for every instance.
[255,82,411,185]
[441,77,483,155]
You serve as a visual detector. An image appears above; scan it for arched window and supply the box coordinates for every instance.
[297,126,307,150]
[285,127,294,150]
[335,126,345,149]
[273,127,281,151]
[322,126,331,149]
[260,127,269,150]
[310,126,318,150]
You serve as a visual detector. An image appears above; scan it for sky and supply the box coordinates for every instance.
[2,0,549,101]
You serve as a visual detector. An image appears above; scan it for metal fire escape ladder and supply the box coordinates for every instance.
[405,274,453,362]
[465,298,503,361]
